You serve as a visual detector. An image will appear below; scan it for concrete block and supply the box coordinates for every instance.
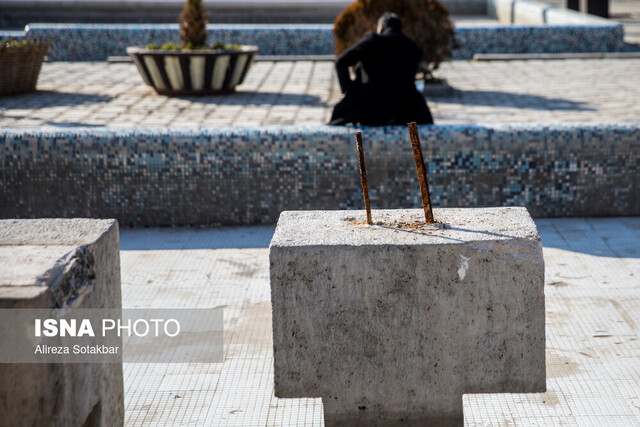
[270,207,545,426]
[0,219,123,427]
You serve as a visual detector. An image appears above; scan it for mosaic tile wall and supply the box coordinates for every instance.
[26,21,625,62]
[25,24,335,61]
[1,123,638,226]
[454,25,625,58]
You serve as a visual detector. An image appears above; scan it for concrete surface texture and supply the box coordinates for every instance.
[0,245,82,303]
[0,57,639,127]
[0,218,124,427]
[269,208,546,425]
[117,217,640,425]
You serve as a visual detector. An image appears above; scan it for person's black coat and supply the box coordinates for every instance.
[329,29,434,126]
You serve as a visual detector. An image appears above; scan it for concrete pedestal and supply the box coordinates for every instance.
[270,208,546,426]
[0,219,124,427]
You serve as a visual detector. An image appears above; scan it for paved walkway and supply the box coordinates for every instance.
[119,217,640,426]
[1,58,640,127]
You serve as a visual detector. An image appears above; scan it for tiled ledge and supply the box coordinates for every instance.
[2,122,638,226]
[25,16,625,61]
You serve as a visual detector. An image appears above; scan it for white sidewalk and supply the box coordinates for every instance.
[119,216,640,426]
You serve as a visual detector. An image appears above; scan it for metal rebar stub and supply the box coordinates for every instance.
[355,131,373,225]
[407,122,435,224]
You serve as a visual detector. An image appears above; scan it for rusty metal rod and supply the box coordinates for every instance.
[407,122,435,224]
[355,131,373,225]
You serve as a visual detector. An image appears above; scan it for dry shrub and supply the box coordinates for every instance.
[333,0,455,81]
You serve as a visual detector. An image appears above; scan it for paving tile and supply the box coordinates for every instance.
[3,57,640,128]
[117,218,640,426]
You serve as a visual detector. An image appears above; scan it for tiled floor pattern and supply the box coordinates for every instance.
[2,58,640,127]
[119,217,640,426]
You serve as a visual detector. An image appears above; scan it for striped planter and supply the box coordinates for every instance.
[127,45,258,95]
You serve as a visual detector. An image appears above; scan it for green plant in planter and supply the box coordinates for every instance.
[334,0,456,83]
[146,42,244,51]
[127,0,259,95]
[212,42,244,51]
[2,38,40,48]
[145,0,245,52]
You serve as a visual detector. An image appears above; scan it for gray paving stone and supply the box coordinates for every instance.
[2,58,640,128]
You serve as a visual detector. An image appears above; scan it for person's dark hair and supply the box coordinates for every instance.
[377,12,402,33]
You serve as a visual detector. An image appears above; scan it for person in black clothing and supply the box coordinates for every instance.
[329,13,434,126]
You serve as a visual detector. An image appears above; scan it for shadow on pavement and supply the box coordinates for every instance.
[120,225,276,251]
[44,122,106,127]
[119,219,640,258]
[436,89,597,111]
[175,91,325,106]
[0,91,112,107]
[537,217,640,258]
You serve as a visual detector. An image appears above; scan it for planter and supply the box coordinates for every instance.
[127,45,258,95]
[0,39,50,96]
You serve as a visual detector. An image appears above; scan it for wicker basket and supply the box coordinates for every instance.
[0,39,51,96]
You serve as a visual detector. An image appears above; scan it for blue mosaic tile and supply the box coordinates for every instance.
[1,123,638,226]
[25,21,625,62]
[25,24,335,61]
[454,25,625,58]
